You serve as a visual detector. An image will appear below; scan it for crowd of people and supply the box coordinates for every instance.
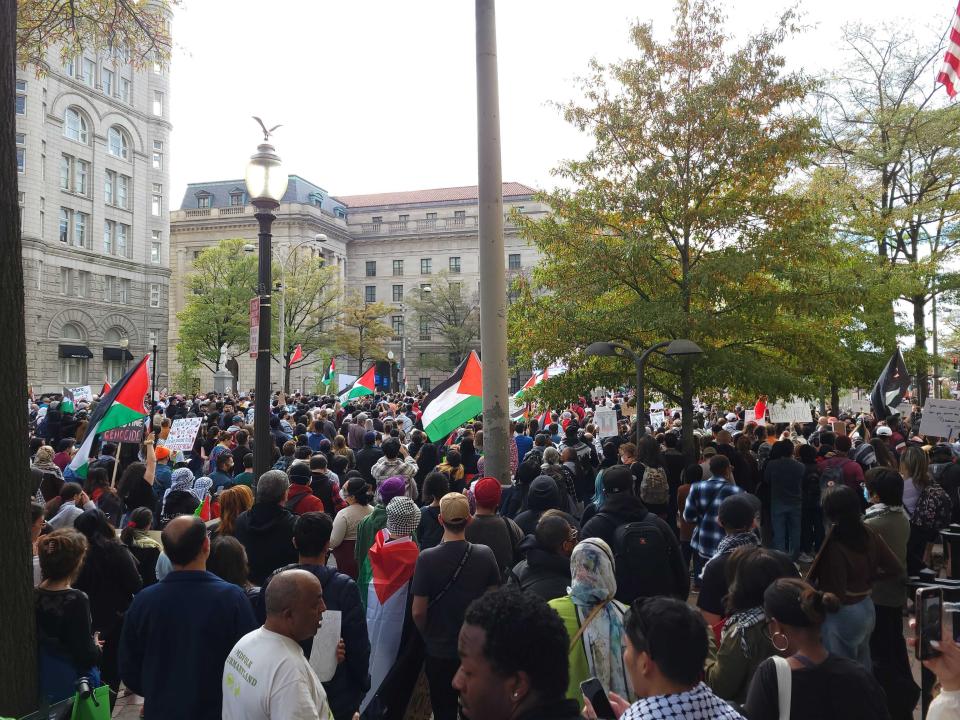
[24,389,960,719]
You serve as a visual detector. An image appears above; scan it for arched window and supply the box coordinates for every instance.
[60,322,88,384]
[103,327,129,382]
[62,322,84,340]
[64,107,88,144]
[107,126,130,159]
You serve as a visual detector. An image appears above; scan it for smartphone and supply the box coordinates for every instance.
[580,677,617,720]
[916,586,943,660]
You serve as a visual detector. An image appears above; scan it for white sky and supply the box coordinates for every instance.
[168,0,954,206]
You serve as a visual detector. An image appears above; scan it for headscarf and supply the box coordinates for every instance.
[191,477,213,504]
[162,467,195,515]
[568,538,631,702]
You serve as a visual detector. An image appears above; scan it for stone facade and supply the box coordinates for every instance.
[16,41,171,395]
[169,180,547,394]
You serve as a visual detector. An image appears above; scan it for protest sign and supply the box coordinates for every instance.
[919,399,960,439]
[743,410,757,425]
[309,610,341,682]
[162,417,204,452]
[594,406,618,438]
[649,410,666,429]
[768,398,813,424]
[70,385,93,403]
[102,422,144,444]
[649,401,665,412]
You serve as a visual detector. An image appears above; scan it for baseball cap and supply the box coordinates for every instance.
[473,477,502,509]
[155,445,171,461]
[875,425,893,437]
[439,492,471,525]
[602,465,634,494]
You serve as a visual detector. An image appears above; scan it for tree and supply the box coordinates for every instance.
[175,239,258,374]
[406,270,480,372]
[818,25,960,404]
[508,0,886,458]
[2,2,173,713]
[274,254,341,393]
[334,293,392,372]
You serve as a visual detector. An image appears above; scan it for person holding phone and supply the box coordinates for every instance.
[921,627,960,720]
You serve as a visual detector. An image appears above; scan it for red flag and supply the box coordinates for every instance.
[754,396,767,423]
[100,379,111,397]
[288,344,303,367]
[938,1,960,97]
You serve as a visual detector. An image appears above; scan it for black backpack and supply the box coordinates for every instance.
[571,443,596,501]
[819,459,849,493]
[600,512,677,603]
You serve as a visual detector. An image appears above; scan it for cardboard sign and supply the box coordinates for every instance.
[161,417,204,452]
[832,421,847,436]
[69,385,93,403]
[594,406,618,438]
[768,398,813,424]
[919,399,960,439]
[102,422,144,444]
[649,410,665,429]
[743,410,757,425]
[309,609,341,682]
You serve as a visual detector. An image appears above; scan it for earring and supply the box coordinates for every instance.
[513,692,519,699]
[772,631,789,653]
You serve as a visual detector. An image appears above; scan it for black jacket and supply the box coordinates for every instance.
[508,539,571,602]
[355,447,384,484]
[233,503,298,585]
[262,563,370,720]
[514,698,583,720]
[581,492,689,602]
[514,475,561,535]
[73,540,143,633]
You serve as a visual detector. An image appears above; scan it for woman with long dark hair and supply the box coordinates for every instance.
[871,438,899,470]
[415,442,441,498]
[807,485,903,669]
[116,438,157,521]
[120,507,162,587]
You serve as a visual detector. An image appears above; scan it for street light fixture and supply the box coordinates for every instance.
[585,338,703,446]
[245,130,288,480]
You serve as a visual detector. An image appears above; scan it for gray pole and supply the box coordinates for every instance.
[253,202,277,479]
[476,0,509,485]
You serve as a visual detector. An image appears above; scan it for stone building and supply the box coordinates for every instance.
[169,179,547,393]
[16,41,172,394]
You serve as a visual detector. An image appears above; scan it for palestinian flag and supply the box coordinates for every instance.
[61,387,76,414]
[288,343,303,367]
[537,409,553,429]
[512,361,568,403]
[68,355,150,479]
[100,380,111,397]
[420,351,483,442]
[360,530,419,714]
[870,348,911,420]
[341,364,376,400]
[321,356,336,385]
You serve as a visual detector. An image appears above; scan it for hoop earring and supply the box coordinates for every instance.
[772,631,789,653]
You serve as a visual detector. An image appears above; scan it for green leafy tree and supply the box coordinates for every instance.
[407,270,480,372]
[273,254,341,393]
[175,239,258,374]
[334,292,393,372]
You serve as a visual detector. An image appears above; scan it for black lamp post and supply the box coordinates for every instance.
[245,131,288,479]
[585,338,703,446]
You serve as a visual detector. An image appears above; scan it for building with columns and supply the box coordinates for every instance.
[16,38,172,395]
[169,179,548,393]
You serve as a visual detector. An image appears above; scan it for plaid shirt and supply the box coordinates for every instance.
[621,682,745,720]
[683,477,743,559]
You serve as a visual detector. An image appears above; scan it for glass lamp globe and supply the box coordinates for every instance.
[245,142,288,203]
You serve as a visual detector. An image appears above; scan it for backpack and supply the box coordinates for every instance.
[639,465,669,506]
[571,444,596,501]
[819,459,849,493]
[602,513,677,603]
[912,482,953,531]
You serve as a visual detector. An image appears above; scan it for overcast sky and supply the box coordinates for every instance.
[167,0,953,206]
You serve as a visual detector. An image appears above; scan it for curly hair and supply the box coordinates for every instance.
[218,484,254,537]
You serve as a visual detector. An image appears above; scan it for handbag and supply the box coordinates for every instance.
[772,655,792,720]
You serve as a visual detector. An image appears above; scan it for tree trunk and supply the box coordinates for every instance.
[283,361,291,395]
[914,296,928,406]
[830,381,840,418]
[0,0,40,712]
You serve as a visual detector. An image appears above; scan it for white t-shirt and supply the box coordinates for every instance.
[928,688,960,720]
[222,627,329,720]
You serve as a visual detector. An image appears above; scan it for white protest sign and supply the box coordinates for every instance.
[161,417,204,452]
[70,385,93,403]
[309,609,341,682]
[649,410,666,429]
[743,410,757,425]
[594,406,618,438]
[768,398,813,424]
[919,399,960,439]
[649,401,665,412]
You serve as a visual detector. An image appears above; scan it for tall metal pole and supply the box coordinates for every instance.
[476,0,509,485]
[933,280,940,400]
[253,201,277,479]
[151,343,158,416]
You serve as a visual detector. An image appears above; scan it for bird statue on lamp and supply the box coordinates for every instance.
[253,116,282,142]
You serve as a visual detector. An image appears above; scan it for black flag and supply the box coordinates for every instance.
[870,348,911,420]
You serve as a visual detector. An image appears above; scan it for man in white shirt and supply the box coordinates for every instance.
[222,569,330,720]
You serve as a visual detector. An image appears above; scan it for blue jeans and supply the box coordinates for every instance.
[771,502,802,560]
[822,596,876,670]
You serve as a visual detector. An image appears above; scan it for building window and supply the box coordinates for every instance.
[148,330,158,347]
[197,196,210,209]
[364,285,376,303]
[104,328,129,381]
[59,208,69,243]
[104,275,116,302]
[392,315,404,336]
[392,284,403,302]
[152,90,164,116]
[309,192,324,208]
[118,278,130,304]
[103,220,114,254]
[335,207,346,219]
[230,192,243,206]
[151,231,161,264]
[420,258,432,275]
[15,79,25,114]
[72,211,88,248]
[149,283,161,307]
[117,175,128,209]
[64,107,88,144]
[119,77,131,103]
[107,126,129,159]
[425,212,437,226]
[116,223,128,257]
[391,259,403,276]
[449,256,461,273]
[103,170,113,204]
[152,184,162,216]
[508,253,521,270]
[60,267,72,296]
[60,321,87,384]
[398,214,409,229]
[453,210,466,225]
[77,270,90,298]
[60,155,70,190]
[372,216,382,227]
[74,160,88,196]
[60,155,88,196]
[16,133,24,173]
[419,317,431,341]
[420,378,431,392]
[101,68,114,96]
[365,261,376,277]
[81,58,95,86]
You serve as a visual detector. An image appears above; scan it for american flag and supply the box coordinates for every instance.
[938,0,960,97]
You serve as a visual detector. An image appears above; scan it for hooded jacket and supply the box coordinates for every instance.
[864,503,910,607]
[233,503,298,584]
[507,536,571,602]
[286,483,325,515]
[514,475,561,535]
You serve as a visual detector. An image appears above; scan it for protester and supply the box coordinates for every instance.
[356,432,384,484]
[233,469,298,585]
[370,437,418,497]
[120,515,258,719]
[120,507,162,587]
[214,484,255,538]
[233,453,256,488]
[902,445,952,574]
[797,442,823,562]
[84,466,122,527]
[923,628,960,720]
[465,477,523,578]
[330,475,375,580]
[116,439,157,520]
[453,587,582,720]
[207,535,261,607]
[33,445,65,502]
[764,439,804,561]
[436,448,466,493]
[30,500,45,586]
[412,492,501,720]
[159,467,201,528]
[508,513,578,601]
[742,578,891,719]
[221,569,330,719]
[46,482,95,530]
[683,454,744,583]
[309,453,345,516]
[513,475,564,535]
[417,471,449,551]
[549,538,633,710]
[285,461,326,515]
